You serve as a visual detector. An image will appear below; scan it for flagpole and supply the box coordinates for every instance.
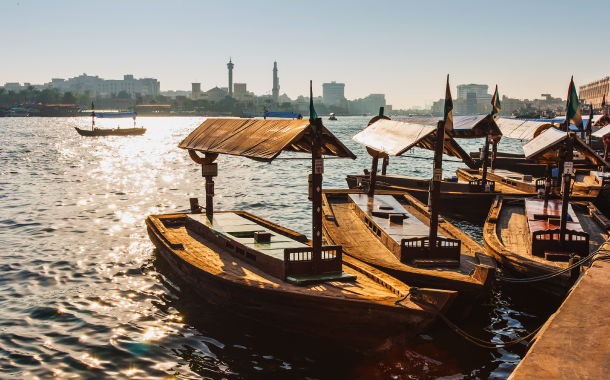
[559,133,573,251]
[428,120,445,252]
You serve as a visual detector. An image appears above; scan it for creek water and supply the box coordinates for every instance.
[0,116,561,379]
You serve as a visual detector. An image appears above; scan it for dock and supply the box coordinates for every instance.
[508,249,610,379]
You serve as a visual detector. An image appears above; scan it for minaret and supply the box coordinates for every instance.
[227,58,234,98]
[272,61,279,103]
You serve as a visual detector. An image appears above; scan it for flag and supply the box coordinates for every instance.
[443,74,453,132]
[309,80,318,123]
[566,76,582,130]
[491,85,501,115]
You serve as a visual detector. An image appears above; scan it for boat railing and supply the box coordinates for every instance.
[469,179,496,193]
[400,237,461,262]
[531,228,589,258]
[284,245,342,278]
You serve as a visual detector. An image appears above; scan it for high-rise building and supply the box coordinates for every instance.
[227,58,234,98]
[322,82,346,105]
[192,83,201,100]
[456,84,489,100]
[272,62,280,103]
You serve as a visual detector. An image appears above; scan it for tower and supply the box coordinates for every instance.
[272,61,279,103]
[227,58,234,98]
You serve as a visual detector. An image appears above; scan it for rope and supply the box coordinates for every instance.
[496,247,610,283]
[397,288,543,349]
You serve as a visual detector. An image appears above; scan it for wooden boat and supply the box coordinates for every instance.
[325,79,496,317]
[75,127,146,136]
[484,127,610,297]
[147,209,455,348]
[484,196,609,296]
[323,189,495,317]
[145,114,457,348]
[75,106,146,137]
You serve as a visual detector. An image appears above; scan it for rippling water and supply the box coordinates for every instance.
[0,116,561,379]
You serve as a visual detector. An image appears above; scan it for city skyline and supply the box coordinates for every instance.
[2,0,609,109]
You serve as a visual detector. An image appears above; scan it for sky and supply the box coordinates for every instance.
[2,0,609,109]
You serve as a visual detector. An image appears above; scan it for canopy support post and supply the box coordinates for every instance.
[381,156,389,175]
[481,124,491,190]
[544,163,552,202]
[205,177,214,216]
[491,142,497,171]
[368,157,378,197]
[428,120,445,252]
[311,118,323,275]
[559,134,573,251]
[604,144,609,173]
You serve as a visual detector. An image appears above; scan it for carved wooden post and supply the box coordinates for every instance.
[491,143,497,171]
[428,120,446,253]
[559,133,574,251]
[381,156,389,175]
[368,156,379,197]
[311,118,323,274]
[544,163,552,202]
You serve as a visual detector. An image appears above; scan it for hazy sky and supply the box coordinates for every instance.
[2,0,609,108]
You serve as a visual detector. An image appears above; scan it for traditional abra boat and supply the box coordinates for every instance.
[484,127,610,297]
[146,115,456,348]
[324,78,496,317]
[75,106,146,136]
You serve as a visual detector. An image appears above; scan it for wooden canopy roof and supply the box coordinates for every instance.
[352,119,473,163]
[396,114,501,139]
[523,127,610,167]
[178,118,356,162]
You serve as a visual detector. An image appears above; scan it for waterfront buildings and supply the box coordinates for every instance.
[227,59,234,98]
[579,77,609,112]
[44,74,159,99]
[348,94,386,115]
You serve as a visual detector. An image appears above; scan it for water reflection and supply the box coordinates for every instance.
[0,116,556,378]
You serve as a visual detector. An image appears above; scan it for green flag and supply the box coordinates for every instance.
[566,76,582,130]
[309,80,317,123]
[491,85,501,115]
[443,74,453,132]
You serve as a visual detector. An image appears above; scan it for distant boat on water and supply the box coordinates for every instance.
[75,105,146,137]
[8,108,28,117]
[328,113,337,121]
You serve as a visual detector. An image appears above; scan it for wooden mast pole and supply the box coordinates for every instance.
[367,107,384,197]
[428,120,446,252]
[481,122,491,189]
[311,118,323,275]
[559,133,573,251]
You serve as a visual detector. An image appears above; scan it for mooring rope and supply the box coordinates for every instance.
[396,287,543,349]
[496,247,610,283]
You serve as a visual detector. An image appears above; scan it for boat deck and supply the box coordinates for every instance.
[157,214,424,305]
[187,213,309,261]
[496,200,608,268]
[324,194,481,280]
[348,193,448,240]
[524,198,583,234]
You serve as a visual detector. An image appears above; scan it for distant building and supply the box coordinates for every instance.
[234,83,247,101]
[348,94,386,115]
[579,77,609,112]
[456,84,489,100]
[201,86,228,102]
[272,62,280,103]
[323,82,346,105]
[32,74,160,99]
[192,83,201,100]
[227,58,234,98]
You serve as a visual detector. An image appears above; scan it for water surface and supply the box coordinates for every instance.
[0,116,559,379]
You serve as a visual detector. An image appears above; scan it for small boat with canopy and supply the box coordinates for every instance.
[323,76,496,318]
[145,107,456,347]
[484,127,610,297]
[75,104,146,136]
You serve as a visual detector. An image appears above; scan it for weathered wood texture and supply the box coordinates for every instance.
[322,189,495,317]
[508,253,610,379]
[146,211,457,348]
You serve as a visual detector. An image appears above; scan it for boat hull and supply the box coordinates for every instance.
[75,127,146,136]
[146,212,456,348]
